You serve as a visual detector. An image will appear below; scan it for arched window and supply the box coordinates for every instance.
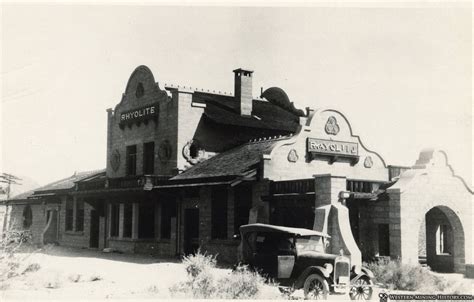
[23,205,33,229]
[136,82,145,98]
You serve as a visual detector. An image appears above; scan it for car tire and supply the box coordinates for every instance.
[349,276,373,300]
[303,274,329,300]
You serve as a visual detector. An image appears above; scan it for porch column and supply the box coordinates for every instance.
[199,187,212,244]
[313,174,362,266]
[107,203,112,238]
[118,203,124,238]
[155,202,161,239]
[132,203,139,239]
[227,187,235,239]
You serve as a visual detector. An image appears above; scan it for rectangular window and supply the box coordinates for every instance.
[161,201,176,239]
[234,185,252,235]
[126,145,137,176]
[211,187,228,239]
[437,224,450,254]
[65,198,74,231]
[138,203,155,239]
[110,204,120,237]
[123,203,133,238]
[378,224,390,256]
[75,200,84,232]
[143,142,155,175]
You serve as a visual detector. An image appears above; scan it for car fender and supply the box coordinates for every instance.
[361,267,374,279]
[294,266,330,289]
[350,267,374,284]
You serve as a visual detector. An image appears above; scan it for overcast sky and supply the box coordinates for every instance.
[1,3,472,187]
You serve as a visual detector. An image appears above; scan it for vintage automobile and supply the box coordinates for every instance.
[239,223,374,300]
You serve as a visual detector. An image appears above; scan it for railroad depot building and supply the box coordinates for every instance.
[4,66,473,277]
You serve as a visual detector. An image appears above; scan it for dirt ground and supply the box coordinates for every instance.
[1,245,472,301]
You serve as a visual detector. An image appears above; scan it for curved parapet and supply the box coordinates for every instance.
[263,107,388,182]
[114,65,169,114]
[391,149,473,194]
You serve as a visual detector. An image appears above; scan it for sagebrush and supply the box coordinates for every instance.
[366,258,466,293]
[169,250,271,299]
[0,228,35,283]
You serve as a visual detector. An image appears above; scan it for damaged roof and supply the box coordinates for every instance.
[194,92,301,133]
[172,137,289,181]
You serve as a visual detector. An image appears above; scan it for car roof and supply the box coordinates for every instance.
[240,223,331,238]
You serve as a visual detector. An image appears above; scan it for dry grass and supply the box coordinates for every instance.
[366,259,472,294]
[169,250,281,299]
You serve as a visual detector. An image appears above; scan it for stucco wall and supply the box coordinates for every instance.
[387,150,473,274]
[264,109,388,182]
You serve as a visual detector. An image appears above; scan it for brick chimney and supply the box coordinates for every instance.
[233,68,253,116]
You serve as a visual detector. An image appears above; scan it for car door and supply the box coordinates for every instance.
[253,232,279,278]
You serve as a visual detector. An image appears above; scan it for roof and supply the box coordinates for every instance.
[34,169,106,193]
[203,97,301,133]
[171,137,287,181]
[9,189,36,200]
[7,169,106,201]
[240,223,330,238]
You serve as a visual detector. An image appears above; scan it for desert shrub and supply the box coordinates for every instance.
[215,264,267,299]
[89,274,102,282]
[147,285,160,294]
[366,259,455,292]
[0,228,34,283]
[23,263,41,274]
[169,250,270,299]
[171,251,217,298]
[183,249,217,278]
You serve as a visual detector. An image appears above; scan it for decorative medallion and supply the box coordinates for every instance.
[110,149,121,172]
[182,140,204,165]
[364,156,373,168]
[158,140,172,162]
[287,149,299,163]
[325,116,340,135]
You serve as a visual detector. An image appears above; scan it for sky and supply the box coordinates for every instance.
[1,3,472,188]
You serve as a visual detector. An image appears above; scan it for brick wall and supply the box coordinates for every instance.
[58,196,92,248]
[358,198,391,260]
[107,66,178,178]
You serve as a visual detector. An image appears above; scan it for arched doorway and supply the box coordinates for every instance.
[419,206,465,273]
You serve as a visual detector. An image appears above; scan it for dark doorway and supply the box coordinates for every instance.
[138,203,155,239]
[270,197,314,229]
[184,208,199,255]
[423,206,464,273]
[90,210,100,248]
[346,198,361,247]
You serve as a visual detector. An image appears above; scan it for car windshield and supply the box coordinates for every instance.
[295,235,325,253]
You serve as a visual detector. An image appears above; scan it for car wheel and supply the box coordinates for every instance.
[303,274,329,300]
[349,276,373,300]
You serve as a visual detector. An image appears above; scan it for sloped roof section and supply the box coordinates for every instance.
[172,138,286,181]
[9,189,36,201]
[193,91,301,133]
[34,169,106,193]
